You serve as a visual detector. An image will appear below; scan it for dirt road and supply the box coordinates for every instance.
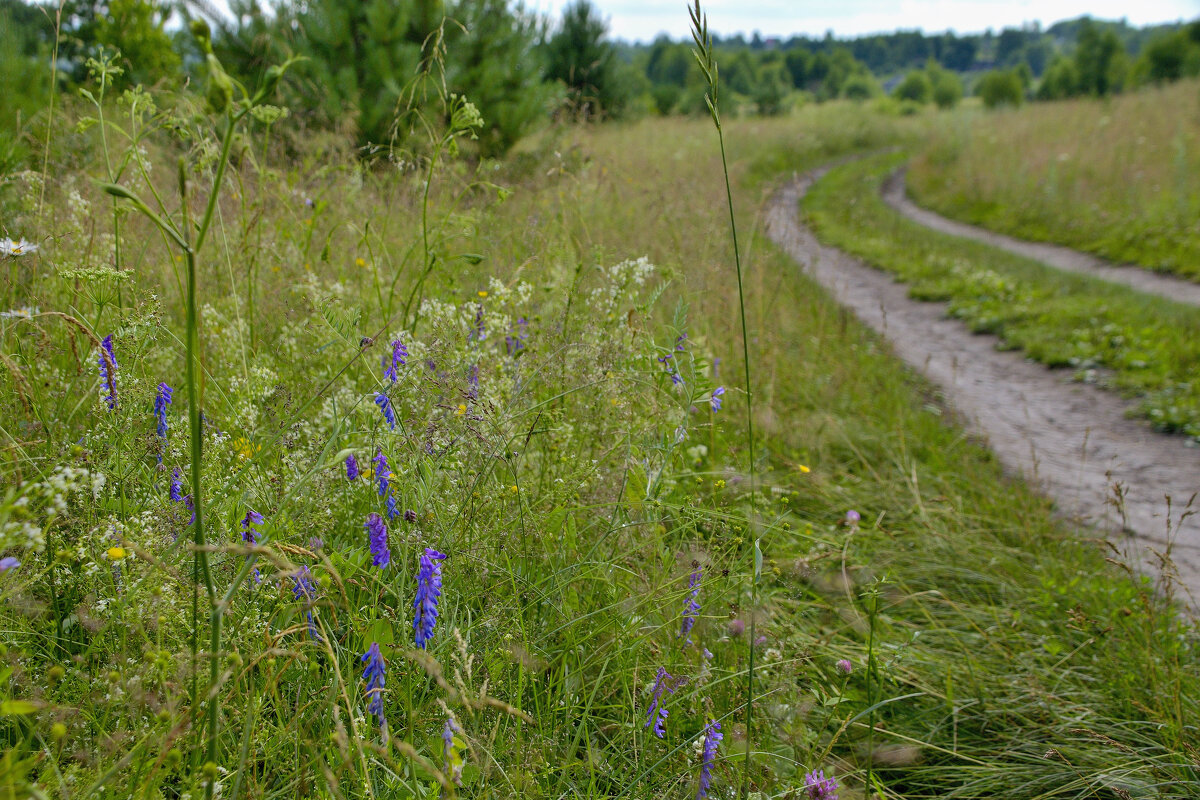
[766,168,1200,600]
[882,168,1200,308]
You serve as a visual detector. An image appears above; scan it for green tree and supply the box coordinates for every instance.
[64,0,181,88]
[1074,18,1125,96]
[543,0,626,118]
[976,69,1024,108]
[284,0,441,146]
[1135,28,1200,84]
[753,60,790,115]
[446,0,552,156]
[893,70,932,103]
[1036,55,1079,100]
[926,61,963,109]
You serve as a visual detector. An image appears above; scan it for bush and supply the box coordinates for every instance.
[977,69,1024,108]
[893,70,932,103]
[842,73,879,101]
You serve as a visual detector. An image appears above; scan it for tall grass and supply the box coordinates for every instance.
[0,39,1196,800]
[908,78,1200,278]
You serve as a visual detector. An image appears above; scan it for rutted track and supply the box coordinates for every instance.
[766,167,1200,598]
[882,167,1200,307]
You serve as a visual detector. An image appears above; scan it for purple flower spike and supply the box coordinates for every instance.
[680,565,702,644]
[241,510,264,585]
[374,392,396,430]
[366,512,390,568]
[386,492,401,520]
[644,667,679,739]
[710,387,725,412]
[413,547,447,648]
[0,556,20,573]
[154,383,173,459]
[696,719,722,800]
[373,449,390,497]
[97,335,118,411]
[169,467,183,503]
[361,642,387,728]
[346,454,360,481]
[291,566,321,641]
[804,769,839,800]
[382,339,408,382]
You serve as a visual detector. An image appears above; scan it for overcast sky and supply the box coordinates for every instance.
[525,0,1200,42]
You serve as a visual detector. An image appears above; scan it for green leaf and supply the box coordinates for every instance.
[1,700,39,715]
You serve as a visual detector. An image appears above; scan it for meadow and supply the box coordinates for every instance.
[1,43,1199,800]
[907,79,1200,279]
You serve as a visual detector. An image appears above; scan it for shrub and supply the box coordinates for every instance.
[893,70,932,103]
[977,69,1024,108]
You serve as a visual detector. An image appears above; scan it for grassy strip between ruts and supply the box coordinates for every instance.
[904,80,1200,280]
[802,149,1200,441]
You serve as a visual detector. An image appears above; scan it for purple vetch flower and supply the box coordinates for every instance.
[169,467,183,503]
[470,304,486,342]
[712,357,720,380]
[97,335,118,410]
[183,494,196,525]
[385,492,401,521]
[413,547,447,648]
[241,510,264,585]
[404,508,418,523]
[467,363,479,400]
[671,372,683,387]
[804,769,839,800]
[153,383,173,459]
[346,454,360,481]
[0,556,20,573]
[373,449,390,497]
[727,618,745,637]
[644,667,679,739]
[696,719,722,800]
[675,332,688,351]
[382,339,408,382]
[710,387,725,412]
[443,714,464,785]
[836,659,853,675]
[365,512,390,568]
[361,642,387,728]
[309,536,325,551]
[680,565,702,644]
[291,565,321,641]
[505,317,528,357]
[374,392,396,430]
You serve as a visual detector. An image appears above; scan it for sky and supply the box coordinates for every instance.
[525,0,1200,42]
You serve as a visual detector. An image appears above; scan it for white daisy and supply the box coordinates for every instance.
[0,237,38,256]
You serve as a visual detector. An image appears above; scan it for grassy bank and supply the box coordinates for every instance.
[906,79,1200,279]
[0,91,1197,800]
[804,150,1200,440]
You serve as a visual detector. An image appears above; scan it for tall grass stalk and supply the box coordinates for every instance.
[689,3,757,796]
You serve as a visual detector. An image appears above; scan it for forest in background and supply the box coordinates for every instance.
[2,1,1200,157]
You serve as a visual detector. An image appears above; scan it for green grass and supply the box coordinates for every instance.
[0,85,1197,800]
[907,79,1200,280]
[804,150,1200,440]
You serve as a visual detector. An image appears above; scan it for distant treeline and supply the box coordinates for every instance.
[2,0,1199,157]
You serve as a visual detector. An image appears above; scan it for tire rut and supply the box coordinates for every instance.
[882,167,1200,308]
[766,168,1200,600]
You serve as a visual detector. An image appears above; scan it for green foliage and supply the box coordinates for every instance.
[840,73,879,101]
[892,70,932,103]
[63,0,180,89]
[1036,55,1079,100]
[543,0,628,118]
[282,0,440,147]
[929,66,963,109]
[976,69,1024,108]
[1133,24,1200,84]
[444,0,552,156]
[1074,18,1128,96]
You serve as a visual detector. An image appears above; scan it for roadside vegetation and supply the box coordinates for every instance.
[908,78,1200,278]
[1,5,1199,800]
[805,150,1200,439]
